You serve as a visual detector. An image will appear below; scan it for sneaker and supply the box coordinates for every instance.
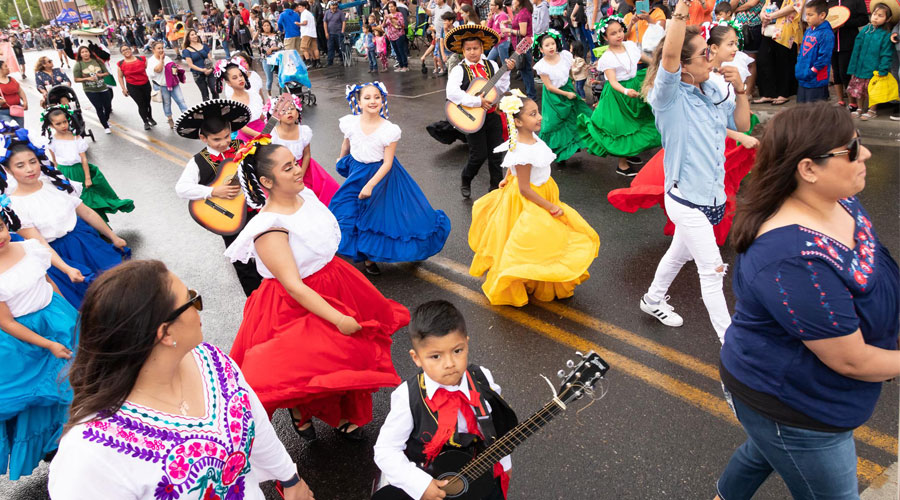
[104,128,112,134]
[365,262,381,275]
[891,111,900,121]
[640,296,684,327]
[144,122,152,130]
[626,156,642,165]
[616,166,640,177]
[460,183,471,199]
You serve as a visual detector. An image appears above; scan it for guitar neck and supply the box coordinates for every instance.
[260,115,279,136]
[457,399,565,481]
[479,64,510,98]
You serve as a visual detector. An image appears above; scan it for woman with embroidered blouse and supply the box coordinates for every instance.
[48,260,315,500]
[716,103,899,499]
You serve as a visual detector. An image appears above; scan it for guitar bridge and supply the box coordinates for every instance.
[456,104,475,121]
[204,200,235,218]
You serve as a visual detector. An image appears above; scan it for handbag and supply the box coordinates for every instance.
[151,90,162,102]
[8,104,24,117]
[868,72,899,107]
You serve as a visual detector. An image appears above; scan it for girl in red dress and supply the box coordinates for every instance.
[225,137,409,441]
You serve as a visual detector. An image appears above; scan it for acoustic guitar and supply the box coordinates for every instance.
[188,93,294,236]
[445,37,533,135]
[370,351,610,500]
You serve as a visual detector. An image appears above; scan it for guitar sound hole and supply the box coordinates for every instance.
[437,473,467,497]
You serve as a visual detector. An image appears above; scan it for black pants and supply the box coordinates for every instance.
[193,71,219,101]
[126,82,154,124]
[462,112,504,190]
[221,230,262,297]
[756,36,797,99]
[327,33,342,64]
[84,89,113,128]
[832,49,853,88]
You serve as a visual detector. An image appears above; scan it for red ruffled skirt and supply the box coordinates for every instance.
[607,137,756,245]
[229,257,408,426]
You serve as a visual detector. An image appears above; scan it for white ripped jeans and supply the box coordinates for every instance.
[646,190,732,342]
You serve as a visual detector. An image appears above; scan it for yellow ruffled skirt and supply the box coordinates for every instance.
[468,176,600,307]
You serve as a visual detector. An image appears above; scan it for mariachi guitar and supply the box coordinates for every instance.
[445,37,533,135]
[370,351,610,500]
[188,93,295,236]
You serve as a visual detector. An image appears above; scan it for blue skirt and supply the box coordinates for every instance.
[330,155,451,263]
[47,217,126,308]
[0,294,77,480]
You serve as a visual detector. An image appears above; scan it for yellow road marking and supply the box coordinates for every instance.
[428,257,899,458]
[858,457,889,483]
[108,120,192,160]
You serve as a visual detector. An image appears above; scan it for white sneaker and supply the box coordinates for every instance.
[640,295,684,327]
[104,128,111,134]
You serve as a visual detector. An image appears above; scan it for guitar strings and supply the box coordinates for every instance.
[575,377,609,423]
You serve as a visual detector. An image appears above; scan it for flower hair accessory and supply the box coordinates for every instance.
[532,29,563,60]
[595,15,627,37]
[345,81,390,119]
[214,56,248,79]
[699,20,744,49]
[0,128,47,165]
[40,104,77,138]
[234,134,274,209]
[498,89,527,151]
[0,193,10,208]
[263,95,303,121]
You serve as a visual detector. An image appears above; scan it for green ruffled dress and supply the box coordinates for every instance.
[50,137,134,222]
[534,51,593,162]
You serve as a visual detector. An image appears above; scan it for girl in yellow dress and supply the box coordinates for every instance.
[468,90,600,307]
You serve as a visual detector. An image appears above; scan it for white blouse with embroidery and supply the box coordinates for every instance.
[10,182,81,242]
[48,343,297,500]
[270,125,314,159]
[494,137,557,187]
[338,114,402,164]
[0,239,53,317]
[533,50,575,88]
[48,137,89,166]
[597,41,641,81]
[224,188,341,279]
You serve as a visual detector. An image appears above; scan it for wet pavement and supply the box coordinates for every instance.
[1,48,898,500]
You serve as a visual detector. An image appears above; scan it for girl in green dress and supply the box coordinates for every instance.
[577,16,660,176]
[532,29,593,165]
[42,106,133,222]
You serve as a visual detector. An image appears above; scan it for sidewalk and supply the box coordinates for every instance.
[860,462,898,500]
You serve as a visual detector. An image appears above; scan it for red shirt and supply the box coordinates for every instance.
[0,77,21,108]
[241,8,250,24]
[118,57,150,86]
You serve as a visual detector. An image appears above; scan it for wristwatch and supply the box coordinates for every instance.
[281,473,302,488]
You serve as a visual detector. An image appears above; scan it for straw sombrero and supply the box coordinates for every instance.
[871,0,900,24]
[175,99,251,140]
[445,24,500,54]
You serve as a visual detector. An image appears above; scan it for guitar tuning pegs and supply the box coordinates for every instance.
[575,351,584,358]
[566,360,575,369]
[557,370,566,379]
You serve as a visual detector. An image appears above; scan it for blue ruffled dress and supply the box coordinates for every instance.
[0,239,78,480]
[10,183,127,308]
[329,115,451,263]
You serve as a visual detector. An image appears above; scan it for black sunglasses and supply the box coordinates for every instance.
[165,289,203,323]
[812,135,862,163]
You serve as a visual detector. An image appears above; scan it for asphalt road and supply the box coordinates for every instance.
[1,47,898,500]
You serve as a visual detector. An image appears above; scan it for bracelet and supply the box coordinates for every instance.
[672,12,689,20]
[280,473,301,488]
[734,88,746,95]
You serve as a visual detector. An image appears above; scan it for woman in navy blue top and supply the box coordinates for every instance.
[181,29,218,101]
[716,103,899,500]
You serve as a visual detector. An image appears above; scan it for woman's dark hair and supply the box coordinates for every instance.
[0,198,21,232]
[516,0,533,13]
[77,46,92,59]
[707,24,738,48]
[460,3,480,23]
[65,260,176,434]
[641,25,702,98]
[409,300,467,345]
[731,103,857,253]
[238,143,287,208]
[261,19,275,32]
[2,143,74,194]
[871,3,892,29]
[182,28,200,49]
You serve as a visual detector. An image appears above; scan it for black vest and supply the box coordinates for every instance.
[403,365,518,469]
[459,60,496,92]
[193,139,242,186]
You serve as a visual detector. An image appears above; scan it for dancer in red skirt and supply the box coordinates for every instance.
[224,136,409,441]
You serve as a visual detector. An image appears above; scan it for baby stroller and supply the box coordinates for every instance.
[273,49,316,106]
[46,85,96,142]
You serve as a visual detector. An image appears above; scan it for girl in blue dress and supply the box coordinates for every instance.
[1,128,129,308]
[330,81,451,275]
[0,197,78,480]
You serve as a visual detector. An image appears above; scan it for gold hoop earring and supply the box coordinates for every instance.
[683,71,696,85]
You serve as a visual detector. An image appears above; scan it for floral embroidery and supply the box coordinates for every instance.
[82,344,257,500]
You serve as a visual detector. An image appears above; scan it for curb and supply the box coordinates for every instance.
[860,462,898,500]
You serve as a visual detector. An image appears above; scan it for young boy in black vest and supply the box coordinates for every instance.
[174,100,262,296]
[444,24,516,199]
[374,300,516,500]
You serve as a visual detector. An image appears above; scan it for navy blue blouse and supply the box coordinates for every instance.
[721,197,899,429]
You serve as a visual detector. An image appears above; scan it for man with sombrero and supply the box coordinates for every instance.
[445,23,516,199]
[173,99,263,296]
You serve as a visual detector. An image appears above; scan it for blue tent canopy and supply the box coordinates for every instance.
[54,8,80,23]
[80,12,92,20]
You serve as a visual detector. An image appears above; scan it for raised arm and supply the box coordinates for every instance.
[662,0,689,73]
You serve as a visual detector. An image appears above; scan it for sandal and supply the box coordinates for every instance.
[336,422,365,441]
[288,409,317,441]
[752,97,774,104]
[859,110,876,121]
[771,97,790,105]
[365,261,381,275]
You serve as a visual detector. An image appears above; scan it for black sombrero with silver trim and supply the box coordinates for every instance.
[445,24,501,54]
[174,99,252,140]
